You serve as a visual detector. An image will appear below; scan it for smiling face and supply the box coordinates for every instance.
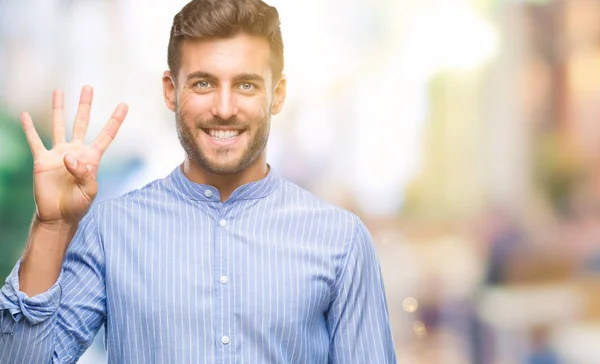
[163,32,286,176]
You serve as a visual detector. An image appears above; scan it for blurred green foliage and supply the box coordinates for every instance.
[0,107,35,282]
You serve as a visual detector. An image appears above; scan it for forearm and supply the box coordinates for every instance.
[19,217,78,297]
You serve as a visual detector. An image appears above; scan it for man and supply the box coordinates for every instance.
[0,0,396,362]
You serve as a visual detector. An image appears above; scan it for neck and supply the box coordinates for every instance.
[181,154,269,202]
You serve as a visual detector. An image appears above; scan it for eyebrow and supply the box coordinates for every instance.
[186,71,217,82]
[233,73,265,85]
[186,71,265,85]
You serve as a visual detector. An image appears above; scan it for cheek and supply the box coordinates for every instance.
[237,96,270,120]
[178,92,213,116]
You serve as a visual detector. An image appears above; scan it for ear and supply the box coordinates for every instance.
[270,75,287,115]
[162,71,177,112]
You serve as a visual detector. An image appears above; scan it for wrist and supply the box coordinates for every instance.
[32,215,79,235]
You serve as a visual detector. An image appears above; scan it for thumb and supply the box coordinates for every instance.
[63,154,95,189]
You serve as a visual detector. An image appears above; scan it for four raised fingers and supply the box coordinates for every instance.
[23,87,127,157]
[91,103,129,155]
[20,112,47,158]
[72,85,94,141]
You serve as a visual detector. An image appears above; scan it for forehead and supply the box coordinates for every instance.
[178,33,273,80]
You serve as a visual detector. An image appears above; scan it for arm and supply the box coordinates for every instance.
[0,210,106,363]
[326,218,397,364]
[0,86,127,363]
[19,219,78,298]
[18,86,127,297]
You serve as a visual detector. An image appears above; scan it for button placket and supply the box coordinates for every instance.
[216,212,232,353]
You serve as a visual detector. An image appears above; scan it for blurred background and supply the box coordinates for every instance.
[2,0,600,362]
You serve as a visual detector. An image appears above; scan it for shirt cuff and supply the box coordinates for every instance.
[0,260,62,325]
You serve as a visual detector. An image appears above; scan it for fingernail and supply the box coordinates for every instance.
[65,154,77,168]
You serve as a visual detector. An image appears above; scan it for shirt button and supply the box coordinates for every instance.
[220,275,228,284]
[219,219,227,227]
[221,335,230,345]
[204,190,213,198]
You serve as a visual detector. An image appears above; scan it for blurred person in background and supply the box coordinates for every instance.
[527,326,559,364]
[0,0,396,363]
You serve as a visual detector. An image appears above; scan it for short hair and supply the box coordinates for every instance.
[168,0,284,80]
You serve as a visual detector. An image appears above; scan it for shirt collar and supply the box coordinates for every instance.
[169,164,280,202]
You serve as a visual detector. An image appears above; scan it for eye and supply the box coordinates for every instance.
[239,83,255,91]
[193,80,212,89]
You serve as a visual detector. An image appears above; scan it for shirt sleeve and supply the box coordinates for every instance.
[0,208,107,364]
[326,217,397,364]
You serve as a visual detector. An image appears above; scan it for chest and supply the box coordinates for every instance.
[103,213,337,341]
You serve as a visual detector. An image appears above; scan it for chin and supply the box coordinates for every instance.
[206,166,244,175]
[201,159,248,175]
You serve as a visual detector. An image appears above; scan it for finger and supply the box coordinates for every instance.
[20,112,47,158]
[63,154,97,200]
[72,85,93,141]
[91,103,128,154]
[52,89,66,145]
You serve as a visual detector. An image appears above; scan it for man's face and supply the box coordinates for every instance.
[165,33,285,175]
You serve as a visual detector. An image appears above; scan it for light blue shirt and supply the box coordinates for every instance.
[0,166,396,363]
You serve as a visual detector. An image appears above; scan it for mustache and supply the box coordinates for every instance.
[193,116,247,130]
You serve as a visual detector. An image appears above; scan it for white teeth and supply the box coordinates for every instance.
[209,129,240,140]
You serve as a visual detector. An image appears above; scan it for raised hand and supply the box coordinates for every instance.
[21,85,128,224]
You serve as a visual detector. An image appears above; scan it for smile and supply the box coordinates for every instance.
[206,129,241,141]
[201,128,244,147]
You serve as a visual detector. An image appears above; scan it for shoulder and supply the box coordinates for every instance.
[276,178,366,237]
[92,174,177,217]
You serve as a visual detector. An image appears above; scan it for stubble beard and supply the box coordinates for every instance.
[175,107,270,175]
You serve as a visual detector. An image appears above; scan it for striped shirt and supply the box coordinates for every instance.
[0,165,396,363]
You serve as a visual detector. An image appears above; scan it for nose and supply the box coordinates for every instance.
[211,87,238,120]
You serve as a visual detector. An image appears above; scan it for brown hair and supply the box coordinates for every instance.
[168,0,284,81]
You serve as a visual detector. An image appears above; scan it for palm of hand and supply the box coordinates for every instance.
[22,86,128,223]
